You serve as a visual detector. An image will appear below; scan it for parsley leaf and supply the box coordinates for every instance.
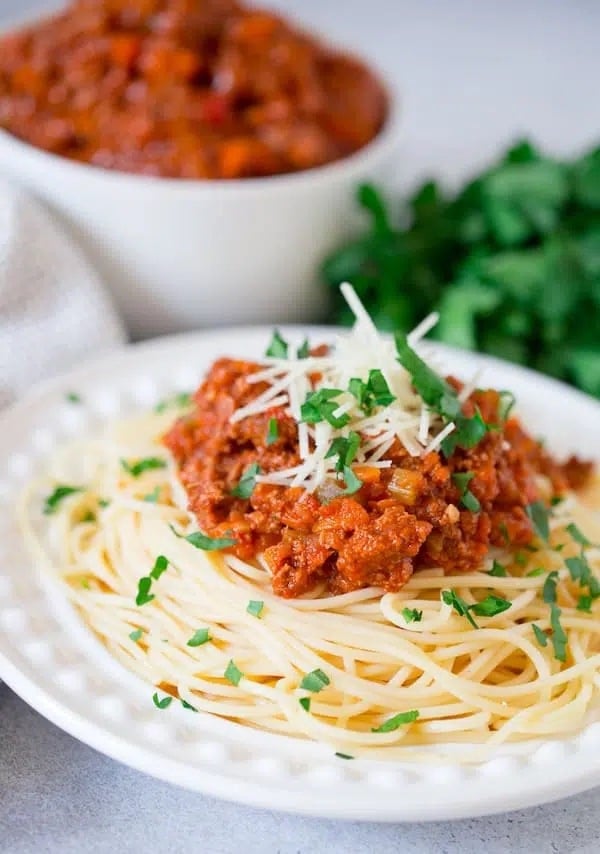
[152,693,173,710]
[488,560,507,577]
[525,501,550,542]
[129,628,144,642]
[470,594,512,617]
[181,699,198,712]
[577,595,593,613]
[549,604,568,662]
[121,457,167,478]
[325,432,361,473]
[335,752,354,760]
[246,600,264,618]
[154,392,193,413]
[532,623,548,647]
[542,570,559,604]
[349,369,396,414]
[296,339,310,359]
[299,668,330,693]
[566,523,591,548]
[299,697,311,712]
[135,576,155,607]
[169,524,236,551]
[441,589,479,629]
[300,388,350,428]
[371,710,419,732]
[43,485,82,515]
[340,465,362,495]
[143,486,161,503]
[224,660,243,686]
[231,462,260,499]
[401,607,423,623]
[266,418,279,446]
[65,392,82,404]
[187,628,211,647]
[265,330,288,359]
[149,555,169,581]
[452,471,481,512]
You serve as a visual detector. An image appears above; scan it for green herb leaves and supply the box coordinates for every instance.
[395,335,490,455]
[348,369,396,414]
[169,524,236,551]
[265,330,288,359]
[322,141,600,399]
[187,628,211,647]
[401,607,423,623]
[152,693,173,710]
[154,392,193,413]
[121,457,167,478]
[299,668,330,693]
[300,388,349,428]
[325,432,362,495]
[525,501,550,542]
[246,600,264,618]
[224,660,243,686]
[231,463,260,499]
[442,589,511,628]
[452,472,481,512]
[43,485,83,515]
[372,710,419,733]
[136,555,169,606]
[266,417,279,446]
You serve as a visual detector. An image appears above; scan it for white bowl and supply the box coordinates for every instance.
[0,103,399,338]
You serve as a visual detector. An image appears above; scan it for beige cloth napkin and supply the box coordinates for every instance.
[0,178,126,408]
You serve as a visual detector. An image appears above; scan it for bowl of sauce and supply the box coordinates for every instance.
[0,0,398,337]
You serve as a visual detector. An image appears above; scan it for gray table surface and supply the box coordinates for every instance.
[2,1,600,852]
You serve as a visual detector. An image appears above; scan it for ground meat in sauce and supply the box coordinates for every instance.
[0,0,387,179]
[163,357,593,598]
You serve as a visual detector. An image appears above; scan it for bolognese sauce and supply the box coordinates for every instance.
[164,356,592,598]
[0,0,387,178]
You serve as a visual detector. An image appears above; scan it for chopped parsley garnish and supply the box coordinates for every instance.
[99,498,111,508]
[566,523,591,548]
[469,594,512,618]
[299,668,330,693]
[441,589,479,629]
[296,339,310,359]
[498,522,510,544]
[300,388,350,428]
[129,628,144,642]
[542,570,559,604]
[325,432,361,473]
[149,555,169,581]
[526,567,545,578]
[532,624,548,647]
[451,471,481,512]
[340,466,362,496]
[143,486,161,503]
[442,590,511,626]
[266,417,279,446]
[348,369,396,414]
[566,555,600,599]
[246,600,264,618]
[395,335,490,455]
[549,604,568,662]
[135,576,155,607]
[81,511,96,523]
[224,660,243,686]
[43,485,82,515]
[488,561,507,577]
[231,462,260,499]
[169,524,236,551]
[371,709,419,733]
[181,699,198,712]
[154,392,193,413]
[525,501,550,542]
[187,628,211,647]
[65,392,82,404]
[577,595,593,613]
[121,457,167,478]
[334,752,354,760]
[265,330,288,359]
[401,607,423,623]
[299,697,311,712]
[152,693,173,710]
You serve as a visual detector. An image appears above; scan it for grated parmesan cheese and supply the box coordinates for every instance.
[231,284,469,493]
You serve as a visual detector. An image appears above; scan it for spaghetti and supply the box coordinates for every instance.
[17,293,600,762]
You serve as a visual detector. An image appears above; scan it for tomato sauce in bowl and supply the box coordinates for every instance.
[0,0,388,179]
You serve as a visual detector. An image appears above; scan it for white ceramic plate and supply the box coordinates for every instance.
[1,327,600,822]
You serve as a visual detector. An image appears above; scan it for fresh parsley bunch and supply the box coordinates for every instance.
[322,141,600,397]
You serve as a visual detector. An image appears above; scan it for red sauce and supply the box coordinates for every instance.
[0,0,387,179]
[163,357,593,598]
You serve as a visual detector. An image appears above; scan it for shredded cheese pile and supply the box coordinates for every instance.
[230,284,472,493]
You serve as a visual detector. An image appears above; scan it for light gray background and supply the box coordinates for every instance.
[1,1,600,852]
